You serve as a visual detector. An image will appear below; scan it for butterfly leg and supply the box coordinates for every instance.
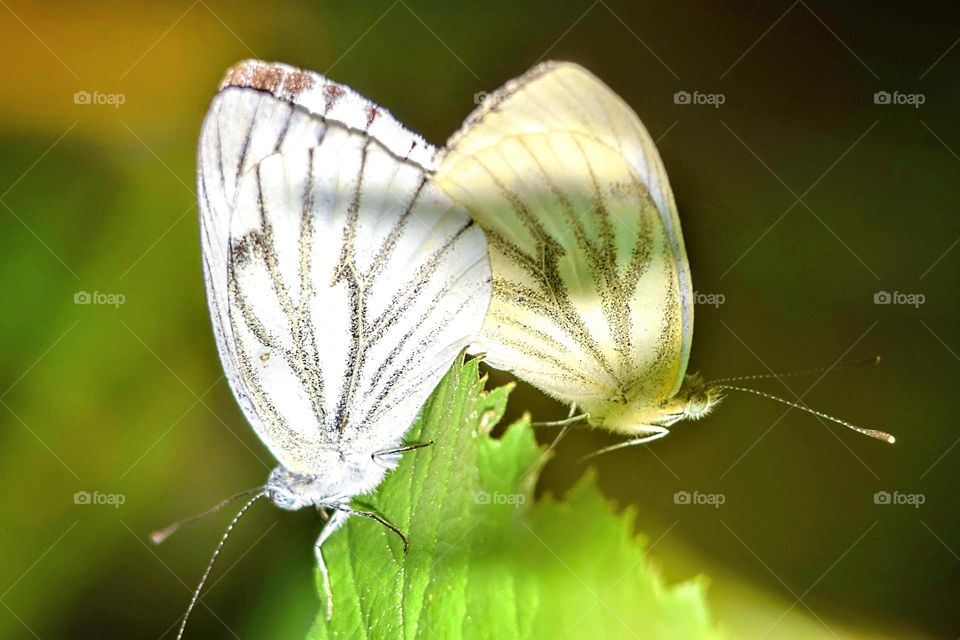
[580,426,670,461]
[334,504,409,553]
[531,405,589,428]
[314,508,350,620]
[537,404,580,462]
[371,440,434,464]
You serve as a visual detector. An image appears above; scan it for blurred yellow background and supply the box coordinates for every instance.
[0,1,956,638]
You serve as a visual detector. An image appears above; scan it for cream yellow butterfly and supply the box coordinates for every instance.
[434,61,894,454]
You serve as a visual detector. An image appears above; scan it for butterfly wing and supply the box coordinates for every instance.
[434,61,692,407]
[199,61,491,473]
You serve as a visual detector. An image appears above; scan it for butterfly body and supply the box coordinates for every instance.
[266,461,392,511]
[580,373,722,436]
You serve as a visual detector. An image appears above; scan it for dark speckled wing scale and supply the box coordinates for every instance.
[198,61,491,474]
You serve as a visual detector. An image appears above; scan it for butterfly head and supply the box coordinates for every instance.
[672,372,723,422]
[582,372,723,434]
[267,466,326,511]
[266,450,393,511]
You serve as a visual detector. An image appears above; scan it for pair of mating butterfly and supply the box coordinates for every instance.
[162,59,894,638]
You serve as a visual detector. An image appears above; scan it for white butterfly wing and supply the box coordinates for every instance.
[434,61,692,406]
[199,61,490,473]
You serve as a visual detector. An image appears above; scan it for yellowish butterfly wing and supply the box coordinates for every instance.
[434,61,693,410]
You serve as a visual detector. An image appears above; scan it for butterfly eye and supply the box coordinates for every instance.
[269,489,296,510]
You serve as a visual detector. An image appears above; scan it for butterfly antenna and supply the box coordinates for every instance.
[715,384,895,444]
[175,490,268,640]
[709,355,880,385]
[150,486,264,545]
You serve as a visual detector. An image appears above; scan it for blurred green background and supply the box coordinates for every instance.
[1,1,957,638]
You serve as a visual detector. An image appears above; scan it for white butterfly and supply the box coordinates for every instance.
[183,60,491,634]
[434,61,893,455]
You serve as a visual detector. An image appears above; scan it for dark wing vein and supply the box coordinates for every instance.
[331,139,372,434]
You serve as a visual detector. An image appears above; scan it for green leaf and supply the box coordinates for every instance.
[308,356,724,640]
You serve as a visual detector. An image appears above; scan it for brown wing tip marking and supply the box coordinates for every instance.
[365,105,379,128]
[221,62,283,92]
[323,83,346,112]
[220,61,315,100]
[282,70,314,97]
